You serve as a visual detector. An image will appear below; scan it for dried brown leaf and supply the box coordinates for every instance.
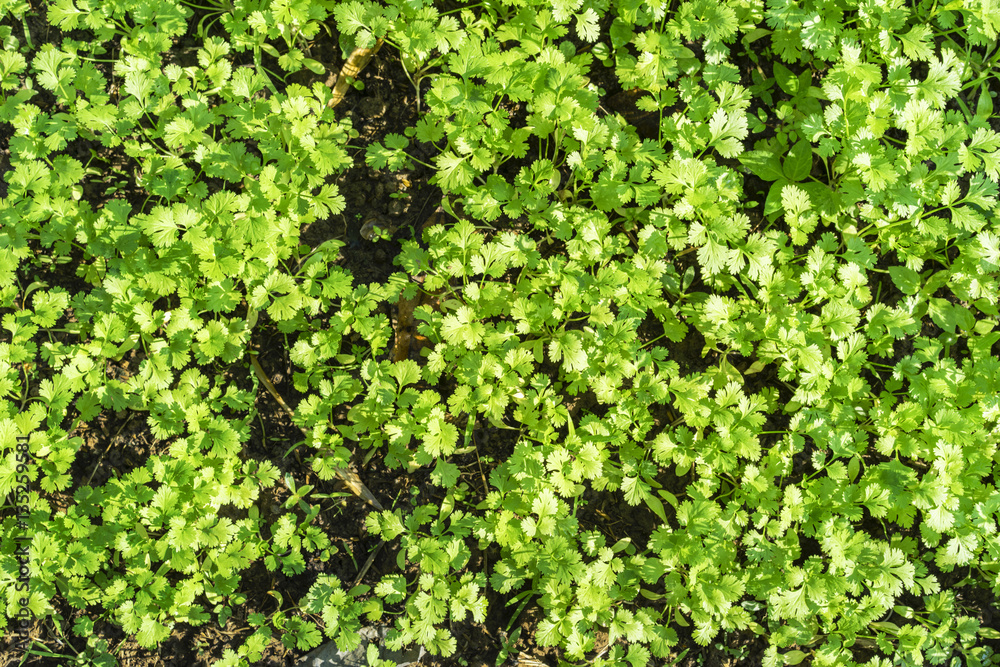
[327,38,384,108]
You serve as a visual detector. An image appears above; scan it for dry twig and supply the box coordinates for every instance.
[249,354,384,510]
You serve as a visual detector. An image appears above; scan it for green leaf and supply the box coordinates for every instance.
[976,86,994,120]
[708,108,748,158]
[366,512,405,541]
[898,24,934,61]
[302,58,326,75]
[928,298,975,334]
[739,150,784,181]
[421,413,458,458]
[390,360,420,389]
[205,279,241,313]
[123,69,153,107]
[367,134,413,170]
[441,306,485,349]
[610,17,634,48]
[433,151,476,189]
[430,459,459,487]
[644,493,668,523]
[575,8,599,41]
[773,62,798,96]
[413,116,445,143]
[548,332,589,373]
[136,617,172,648]
[783,650,808,665]
[887,266,921,295]
[783,140,812,181]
